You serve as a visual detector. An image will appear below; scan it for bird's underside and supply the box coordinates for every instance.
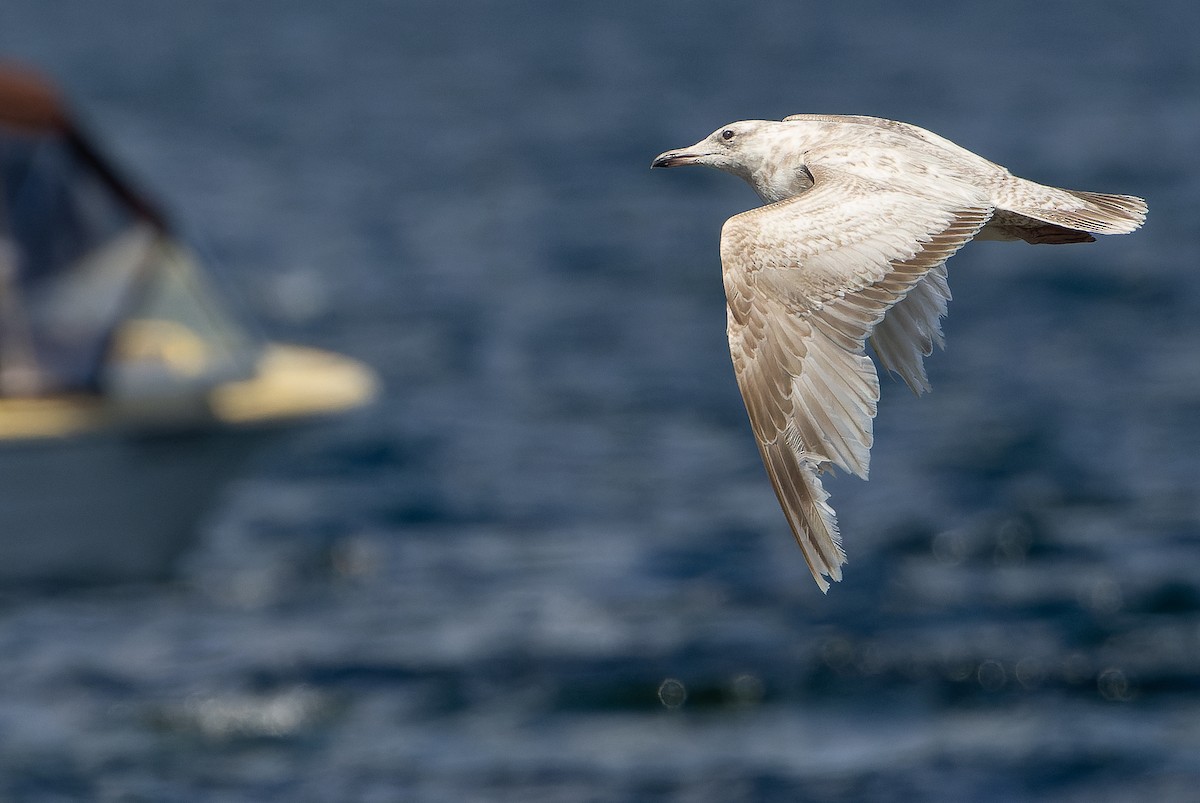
[653,114,1148,591]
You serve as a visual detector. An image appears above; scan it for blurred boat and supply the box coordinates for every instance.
[0,64,378,584]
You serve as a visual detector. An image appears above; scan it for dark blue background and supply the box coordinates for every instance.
[1,1,1197,799]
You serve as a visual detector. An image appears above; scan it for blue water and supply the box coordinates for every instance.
[2,1,1199,799]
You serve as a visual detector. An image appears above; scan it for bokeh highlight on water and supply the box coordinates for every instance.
[1,1,1198,799]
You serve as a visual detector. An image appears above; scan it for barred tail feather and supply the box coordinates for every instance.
[1005,179,1148,236]
[1054,189,1148,234]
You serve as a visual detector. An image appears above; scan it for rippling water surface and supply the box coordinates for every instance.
[1,1,1198,799]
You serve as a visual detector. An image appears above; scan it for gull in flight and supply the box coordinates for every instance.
[652,114,1146,592]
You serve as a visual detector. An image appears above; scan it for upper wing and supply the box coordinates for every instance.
[721,164,992,590]
[782,114,1008,172]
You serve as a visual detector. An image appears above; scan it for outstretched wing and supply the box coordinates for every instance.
[721,164,992,590]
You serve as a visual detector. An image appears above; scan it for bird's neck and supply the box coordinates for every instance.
[742,127,820,203]
[747,158,814,204]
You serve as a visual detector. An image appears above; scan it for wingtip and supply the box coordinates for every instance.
[809,560,844,594]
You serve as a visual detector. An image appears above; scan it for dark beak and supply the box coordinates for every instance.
[651,149,701,169]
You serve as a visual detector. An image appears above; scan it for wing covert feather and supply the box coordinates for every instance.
[721,165,991,589]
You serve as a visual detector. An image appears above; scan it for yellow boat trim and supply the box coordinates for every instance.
[0,343,378,440]
[0,395,111,440]
[208,344,379,425]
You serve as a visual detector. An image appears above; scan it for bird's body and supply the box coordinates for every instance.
[652,115,1146,592]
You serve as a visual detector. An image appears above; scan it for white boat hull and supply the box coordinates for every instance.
[0,424,275,583]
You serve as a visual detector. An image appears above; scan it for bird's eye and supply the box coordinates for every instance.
[721,129,735,141]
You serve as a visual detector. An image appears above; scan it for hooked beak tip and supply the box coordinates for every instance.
[651,151,697,169]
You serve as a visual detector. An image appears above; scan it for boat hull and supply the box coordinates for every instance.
[0,344,377,585]
[0,423,277,584]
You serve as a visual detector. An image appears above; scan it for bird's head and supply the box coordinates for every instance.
[652,120,804,202]
[651,121,767,172]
